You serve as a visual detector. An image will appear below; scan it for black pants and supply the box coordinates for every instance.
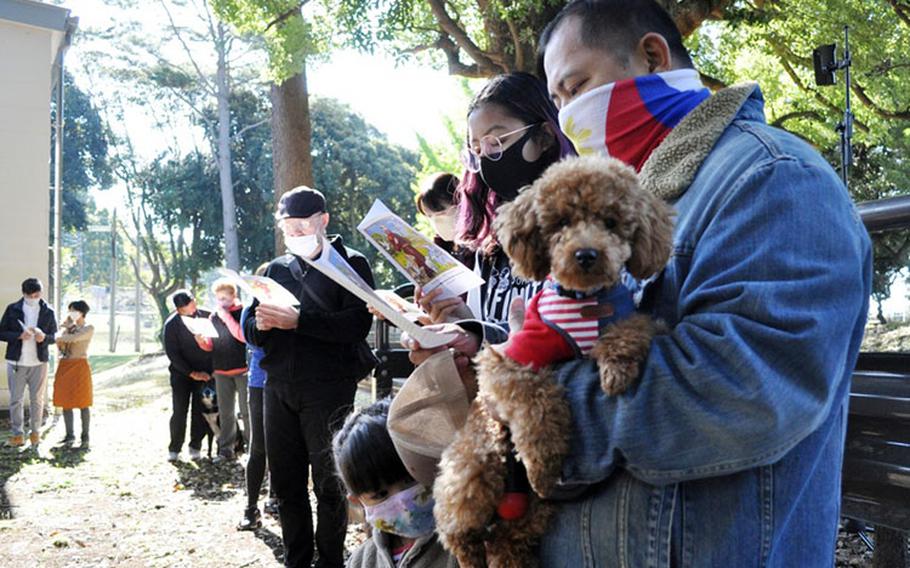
[246,386,267,509]
[168,374,207,453]
[265,379,356,568]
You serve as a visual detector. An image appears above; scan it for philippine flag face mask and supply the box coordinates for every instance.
[558,69,710,171]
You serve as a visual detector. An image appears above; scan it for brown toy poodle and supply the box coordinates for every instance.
[434,155,674,567]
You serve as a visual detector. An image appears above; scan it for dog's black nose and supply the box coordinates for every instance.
[575,248,598,269]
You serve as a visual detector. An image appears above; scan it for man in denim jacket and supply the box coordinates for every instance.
[514,1,873,566]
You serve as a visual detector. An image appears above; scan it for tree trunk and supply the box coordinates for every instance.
[269,61,314,254]
[877,300,887,325]
[216,22,241,270]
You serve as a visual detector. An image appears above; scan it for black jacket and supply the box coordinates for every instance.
[0,299,57,363]
[243,236,374,386]
[210,305,247,372]
[163,309,214,378]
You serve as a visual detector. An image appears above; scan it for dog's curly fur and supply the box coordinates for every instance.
[434,156,674,567]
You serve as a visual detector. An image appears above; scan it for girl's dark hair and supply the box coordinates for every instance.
[332,398,413,495]
[68,300,90,316]
[457,72,575,254]
[417,173,460,216]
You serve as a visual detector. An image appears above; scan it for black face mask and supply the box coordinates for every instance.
[480,128,558,202]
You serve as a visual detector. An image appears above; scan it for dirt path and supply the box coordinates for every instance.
[0,356,363,567]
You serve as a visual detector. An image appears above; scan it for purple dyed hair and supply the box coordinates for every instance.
[455,72,576,254]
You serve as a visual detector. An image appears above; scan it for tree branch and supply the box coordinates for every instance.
[770,110,825,127]
[265,0,311,32]
[433,34,488,78]
[889,0,910,27]
[232,117,269,140]
[426,0,505,74]
[157,0,215,96]
[851,81,910,121]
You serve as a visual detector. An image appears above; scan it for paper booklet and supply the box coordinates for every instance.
[287,236,457,349]
[181,315,219,338]
[219,268,300,308]
[357,200,483,300]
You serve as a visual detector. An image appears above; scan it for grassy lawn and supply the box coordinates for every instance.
[88,354,138,374]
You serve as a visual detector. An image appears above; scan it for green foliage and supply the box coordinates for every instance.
[211,0,330,82]
[309,97,421,287]
[51,73,114,231]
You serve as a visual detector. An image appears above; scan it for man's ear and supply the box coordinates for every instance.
[637,32,672,73]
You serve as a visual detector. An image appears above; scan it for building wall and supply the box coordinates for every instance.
[0,19,54,407]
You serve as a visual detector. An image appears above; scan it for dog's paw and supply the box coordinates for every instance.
[598,357,640,396]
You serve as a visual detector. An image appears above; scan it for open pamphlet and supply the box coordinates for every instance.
[357,200,483,300]
[218,267,300,308]
[181,315,219,338]
[287,236,457,349]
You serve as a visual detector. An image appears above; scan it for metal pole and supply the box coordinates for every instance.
[53,60,64,318]
[841,25,853,191]
[109,210,117,353]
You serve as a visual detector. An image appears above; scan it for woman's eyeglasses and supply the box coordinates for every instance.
[460,123,541,173]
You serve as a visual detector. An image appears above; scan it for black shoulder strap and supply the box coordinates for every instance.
[288,255,335,313]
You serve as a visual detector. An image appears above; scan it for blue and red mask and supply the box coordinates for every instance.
[558,69,710,171]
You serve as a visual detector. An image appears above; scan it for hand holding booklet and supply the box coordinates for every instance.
[287,235,457,349]
[357,200,482,300]
[219,267,299,308]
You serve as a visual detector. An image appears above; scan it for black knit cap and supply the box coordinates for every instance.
[276,186,327,219]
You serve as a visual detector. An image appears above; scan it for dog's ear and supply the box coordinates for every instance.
[494,189,550,281]
[627,190,675,280]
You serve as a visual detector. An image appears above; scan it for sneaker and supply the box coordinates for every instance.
[188,447,202,461]
[7,435,25,447]
[29,432,40,446]
[167,451,180,462]
[61,435,76,446]
[213,451,235,464]
[80,435,90,450]
[236,507,262,531]
[263,498,280,516]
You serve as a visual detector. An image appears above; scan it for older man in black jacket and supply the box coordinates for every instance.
[244,186,375,568]
[163,290,213,462]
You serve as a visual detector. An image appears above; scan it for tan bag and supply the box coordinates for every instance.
[387,349,470,487]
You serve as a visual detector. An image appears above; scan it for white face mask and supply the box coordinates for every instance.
[285,233,322,258]
[23,297,39,307]
[429,212,457,242]
[67,311,82,322]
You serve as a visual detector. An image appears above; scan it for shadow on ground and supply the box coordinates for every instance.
[171,458,245,502]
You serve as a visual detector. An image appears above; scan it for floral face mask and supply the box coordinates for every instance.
[362,483,436,539]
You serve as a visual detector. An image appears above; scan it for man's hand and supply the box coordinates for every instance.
[189,371,210,382]
[19,329,34,341]
[33,329,46,343]
[256,304,300,331]
[402,323,481,399]
[415,287,473,324]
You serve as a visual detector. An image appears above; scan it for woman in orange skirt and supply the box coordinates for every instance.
[54,300,94,448]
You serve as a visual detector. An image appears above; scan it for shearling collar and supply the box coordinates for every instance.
[640,83,758,201]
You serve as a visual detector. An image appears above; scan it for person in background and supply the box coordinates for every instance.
[199,279,249,463]
[237,262,274,531]
[53,300,95,449]
[415,72,575,333]
[163,290,212,462]
[0,277,57,448]
[243,186,376,568]
[333,399,457,568]
[415,173,468,264]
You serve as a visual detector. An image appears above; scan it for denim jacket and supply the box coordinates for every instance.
[537,85,872,567]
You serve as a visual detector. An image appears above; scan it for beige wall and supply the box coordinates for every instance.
[0,19,55,406]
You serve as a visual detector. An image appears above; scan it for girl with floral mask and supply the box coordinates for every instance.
[415,72,576,329]
[333,398,457,568]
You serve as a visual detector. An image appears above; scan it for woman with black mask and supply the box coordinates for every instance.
[416,72,575,331]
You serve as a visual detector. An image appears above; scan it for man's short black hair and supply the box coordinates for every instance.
[21,278,42,295]
[538,0,693,77]
[172,290,194,309]
[68,300,90,316]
